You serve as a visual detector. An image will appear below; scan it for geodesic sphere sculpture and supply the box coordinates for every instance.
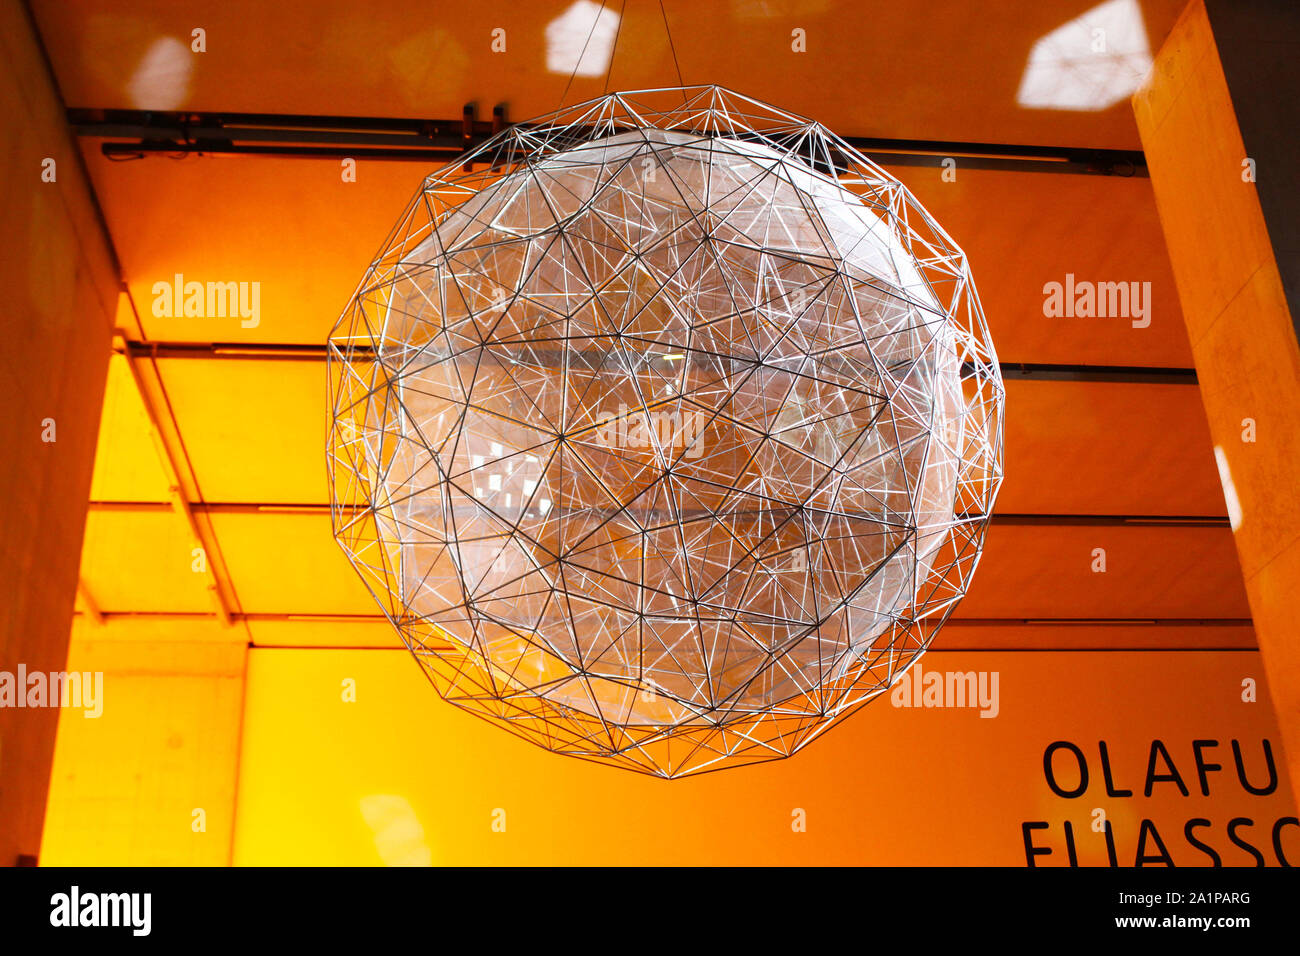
[328,87,1004,777]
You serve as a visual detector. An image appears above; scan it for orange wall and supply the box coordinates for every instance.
[227,645,1295,866]
[0,0,118,865]
[40,619,246,866]
[42,634,1296,865]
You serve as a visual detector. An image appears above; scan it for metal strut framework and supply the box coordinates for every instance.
[327,86,1006,777]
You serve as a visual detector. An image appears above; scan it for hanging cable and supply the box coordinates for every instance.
[559,0,610,109]
[659,0,686,93]
[604,0,629,93]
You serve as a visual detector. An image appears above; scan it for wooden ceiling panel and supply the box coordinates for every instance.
[955,522,1250,620]
[81,152,422,347]
[198,511,1248,620]
[892,166,1191,367]
[997,378,1225,516]
[82,150,1192,364]
[155,357,326,505]
[153,357,1225,516]
[79,507,215,613]
[210,510,380,617]
[72,507,1247,625]
[33,0,1187,149]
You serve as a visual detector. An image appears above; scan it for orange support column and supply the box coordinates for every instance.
[0,0,119,864]
[1133,0,1300,794]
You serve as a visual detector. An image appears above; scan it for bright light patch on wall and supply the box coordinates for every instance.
[1214,446,1244,532]
[546,0,621,77]
[126,36,192,110]
[359,795,432,866]
[1017,0,1152,111]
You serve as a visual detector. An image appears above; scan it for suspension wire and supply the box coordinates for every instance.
[562,1,690,108]
[659,0,687,94]
[559,0,610,109]
[604,0,629,93]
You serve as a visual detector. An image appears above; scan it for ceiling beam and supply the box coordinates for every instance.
[67,107,1148,176]
[109,341,1201,385]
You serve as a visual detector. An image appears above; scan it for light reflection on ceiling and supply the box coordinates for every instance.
[1018,0,1153,112]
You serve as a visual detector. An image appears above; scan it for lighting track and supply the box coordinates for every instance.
[114,340,1197,385]
[67,107,1147,176]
